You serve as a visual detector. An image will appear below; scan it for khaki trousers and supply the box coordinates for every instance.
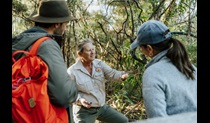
[72,104,128,123]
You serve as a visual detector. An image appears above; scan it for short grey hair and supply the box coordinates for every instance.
[77,38,93,52]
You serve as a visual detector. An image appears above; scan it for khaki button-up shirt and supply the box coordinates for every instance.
[67,59,125,107]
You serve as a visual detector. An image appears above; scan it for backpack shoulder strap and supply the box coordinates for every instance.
[30,37,51,55]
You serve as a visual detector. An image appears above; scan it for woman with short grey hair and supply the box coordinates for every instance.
[67,39,129,123]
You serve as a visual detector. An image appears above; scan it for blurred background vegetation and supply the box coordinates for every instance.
[12,0,197,122]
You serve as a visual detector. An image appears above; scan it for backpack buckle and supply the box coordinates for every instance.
[24,77,31,81]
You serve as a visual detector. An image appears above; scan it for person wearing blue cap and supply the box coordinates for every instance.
[130,20,197,118]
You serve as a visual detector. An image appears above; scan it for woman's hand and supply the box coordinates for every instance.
[79,98,92,108]
[121,73,129,81]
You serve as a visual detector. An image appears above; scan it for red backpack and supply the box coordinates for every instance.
[12,37,68,123]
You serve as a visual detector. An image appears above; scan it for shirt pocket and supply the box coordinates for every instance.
[94,71,105,80]
[76,79,94,93]
[94,72,106,89]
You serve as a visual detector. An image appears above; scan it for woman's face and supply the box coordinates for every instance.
[140,45,149,56]
[140,45,154,58]
[79,42,96,62]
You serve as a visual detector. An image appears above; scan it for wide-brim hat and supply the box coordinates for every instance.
[130,20,171,50]
[29,0,76,23]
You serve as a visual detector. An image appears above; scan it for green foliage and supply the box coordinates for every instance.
[12,0,28,14]
[186,42,197,67]
[105,40,148,121]
[12,0,197,121]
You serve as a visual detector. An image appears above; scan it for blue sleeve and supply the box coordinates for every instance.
[142,69,168,118]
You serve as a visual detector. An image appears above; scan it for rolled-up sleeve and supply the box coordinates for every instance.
[98,60,125,82]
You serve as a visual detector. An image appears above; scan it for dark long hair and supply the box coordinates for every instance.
[148,37,196,80]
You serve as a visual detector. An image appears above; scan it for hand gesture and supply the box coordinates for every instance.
[79,98,92,108]
[121,73,129,81]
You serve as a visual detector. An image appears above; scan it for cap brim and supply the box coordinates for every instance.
[130,39,140,50]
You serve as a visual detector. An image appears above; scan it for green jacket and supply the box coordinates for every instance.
[12,26,78,107]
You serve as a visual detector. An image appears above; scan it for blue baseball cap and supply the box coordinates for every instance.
[130,20,171,50]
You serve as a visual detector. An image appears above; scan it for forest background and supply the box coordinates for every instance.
[12,0,197,122]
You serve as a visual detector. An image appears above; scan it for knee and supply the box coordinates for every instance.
[119,116,129,123]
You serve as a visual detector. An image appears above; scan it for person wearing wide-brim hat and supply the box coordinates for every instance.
[12,0,78,123]
[29,0,76,23]
[130,20,197,118]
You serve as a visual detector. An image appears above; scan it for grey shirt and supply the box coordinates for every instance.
[142,49,197,118]
[67,59,125,107]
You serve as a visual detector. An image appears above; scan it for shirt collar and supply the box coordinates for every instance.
[145,48,169,69]
[74,59,98,76]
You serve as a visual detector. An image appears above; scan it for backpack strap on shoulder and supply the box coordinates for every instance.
[30,37,51,55]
